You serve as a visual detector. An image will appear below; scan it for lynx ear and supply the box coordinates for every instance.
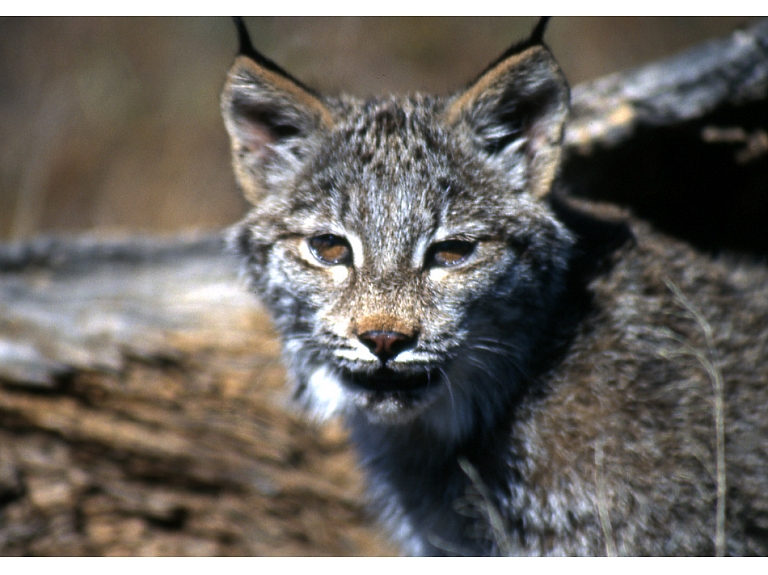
[221,26,334,204]
[446,37,569,199]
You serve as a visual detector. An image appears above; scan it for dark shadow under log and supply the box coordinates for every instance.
[563,18,768,255]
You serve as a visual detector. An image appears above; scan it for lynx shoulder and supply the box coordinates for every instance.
[221,19,768,556]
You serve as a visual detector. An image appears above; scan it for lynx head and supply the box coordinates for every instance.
[222,19,573,440]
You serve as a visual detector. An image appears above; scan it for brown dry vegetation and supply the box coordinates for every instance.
[0,17,753,241]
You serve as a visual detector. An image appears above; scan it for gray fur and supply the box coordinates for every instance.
[221,29,768,555]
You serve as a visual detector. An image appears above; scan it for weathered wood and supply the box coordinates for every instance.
[1,21,767,556]
[0,234,395,556]
[565,18,768,151]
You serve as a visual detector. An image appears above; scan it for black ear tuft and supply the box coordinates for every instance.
[528,16,551,47]
[472,17,553,85]
[230,17,321,98]
[233,16,257,59]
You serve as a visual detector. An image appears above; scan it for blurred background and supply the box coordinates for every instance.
[0,17,755,242]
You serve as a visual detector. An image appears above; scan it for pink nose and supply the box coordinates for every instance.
[357,330,416,364]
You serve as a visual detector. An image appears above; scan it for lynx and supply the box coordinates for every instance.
[221,18,768,555]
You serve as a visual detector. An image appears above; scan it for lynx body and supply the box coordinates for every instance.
[221,20,768,555]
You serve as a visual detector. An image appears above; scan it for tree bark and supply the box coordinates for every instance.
[0,234,395,555]
[1,19,767,556]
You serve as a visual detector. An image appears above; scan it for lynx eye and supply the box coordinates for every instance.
[308,234,352,266]
[426,239,476,268]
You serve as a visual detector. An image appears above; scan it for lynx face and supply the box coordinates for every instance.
[223,34,572,439]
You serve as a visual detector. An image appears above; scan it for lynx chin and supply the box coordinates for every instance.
[221,18,768,556]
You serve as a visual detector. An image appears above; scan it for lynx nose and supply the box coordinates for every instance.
[358,330,416,364]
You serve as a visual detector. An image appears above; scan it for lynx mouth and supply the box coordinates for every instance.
[336,366,443,424]
[341,367,439,394]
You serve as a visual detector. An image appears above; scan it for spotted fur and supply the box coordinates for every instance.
[222,20,768,555]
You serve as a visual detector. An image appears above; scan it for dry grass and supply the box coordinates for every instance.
[663,278,727,557]
[0,17,751,241]
[457,457,515,556]
[594,439,618,556]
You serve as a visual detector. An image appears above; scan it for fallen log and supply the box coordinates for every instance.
[0,234,393,555]
[1,20,767,556]
[563,18,768,254]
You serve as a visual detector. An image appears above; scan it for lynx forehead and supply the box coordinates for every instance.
[222,18,768,557]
